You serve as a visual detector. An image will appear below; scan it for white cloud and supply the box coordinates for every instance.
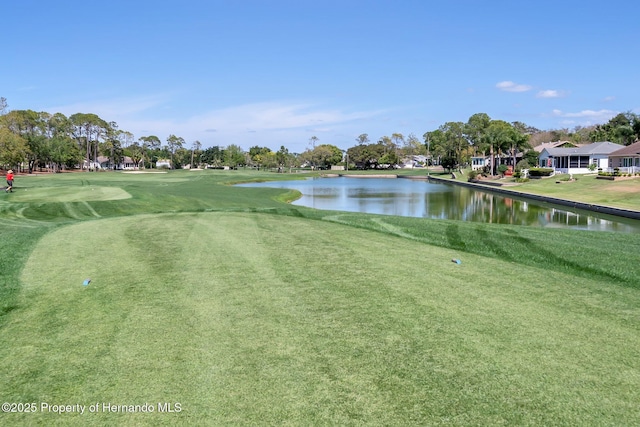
[48,95,169,119]
[552,109,618,125]
[186,102,377,132]
[602,96,615,102]
[74,99,384,150]
[181,102,384,149]
[305,128,333,133]
[536,89,564,98]
[496,81,532,93]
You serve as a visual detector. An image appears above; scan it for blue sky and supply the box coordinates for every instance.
[3,0,639,152]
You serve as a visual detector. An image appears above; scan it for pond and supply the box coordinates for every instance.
[238,177,640,233]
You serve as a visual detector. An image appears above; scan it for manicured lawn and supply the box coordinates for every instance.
[1,170,639,425]
[516,174,640,210]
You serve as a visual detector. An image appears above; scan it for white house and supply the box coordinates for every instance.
[400,155,428,168]
[97,156,140,170]
[538,141,623,174]
[82,159,102,170]
[156,159,172,169]
[471,156,489,171]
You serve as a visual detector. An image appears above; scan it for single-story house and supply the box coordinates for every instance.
[97,156,140,170]
[400,155,428,168]
[607,140,640,173]
[471,153,523,172]
[538,141,623,174]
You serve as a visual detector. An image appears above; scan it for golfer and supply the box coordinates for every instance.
[5,169,14,192]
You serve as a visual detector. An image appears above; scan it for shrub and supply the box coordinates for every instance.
[467,170,479,180]
[441,156,457,172]
[516,159,530,171]
[528,167,554,177]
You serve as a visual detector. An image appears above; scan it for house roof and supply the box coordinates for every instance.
[97,155,135,163]
[533,140,578,153]
[542,141,623,156]
[608,140,640,157]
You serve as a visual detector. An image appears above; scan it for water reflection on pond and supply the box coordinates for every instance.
[238,177,640,233]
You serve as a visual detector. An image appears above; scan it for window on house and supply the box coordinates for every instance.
[579,156,590,167]
[569,156,579,168]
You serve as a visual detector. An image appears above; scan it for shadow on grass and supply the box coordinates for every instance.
[322,213,640,290]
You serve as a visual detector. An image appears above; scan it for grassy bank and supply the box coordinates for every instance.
[1,170,639,425]
[444,169,640,211]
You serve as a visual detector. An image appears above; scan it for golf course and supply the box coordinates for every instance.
[1,169,640,426]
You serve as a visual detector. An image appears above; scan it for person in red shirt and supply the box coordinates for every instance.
[5,170,14,192]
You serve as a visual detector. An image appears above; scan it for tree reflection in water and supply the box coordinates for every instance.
[238,177,640,233]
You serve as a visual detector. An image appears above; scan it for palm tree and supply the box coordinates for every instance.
[191,140,202,168]
[509,131,531,170]
[482,120,512,175]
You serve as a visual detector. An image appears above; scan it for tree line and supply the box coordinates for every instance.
[2,95,639,173]
[0,108,187,172]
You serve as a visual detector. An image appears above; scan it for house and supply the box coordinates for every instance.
[156,159,172,169]
[471,156,489,170]
[471,152,522,172]
[538,141,623,174]
[400,155,428,168]
[97,156,140,170]
[608,140,640,173]
[82,159,102,170]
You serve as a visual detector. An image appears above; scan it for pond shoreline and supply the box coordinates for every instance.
[321,173,431,180]
[427,175,640,221]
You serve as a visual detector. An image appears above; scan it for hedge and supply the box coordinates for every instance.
[528,167,554,177]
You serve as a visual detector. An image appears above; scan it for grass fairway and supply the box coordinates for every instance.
[1,170,640,425]
[3,186,131,203]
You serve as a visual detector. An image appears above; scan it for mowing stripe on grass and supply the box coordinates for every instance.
[2,211,639,425]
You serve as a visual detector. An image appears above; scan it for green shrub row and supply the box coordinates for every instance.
[597,168,640,177]
[528,167,554,177]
